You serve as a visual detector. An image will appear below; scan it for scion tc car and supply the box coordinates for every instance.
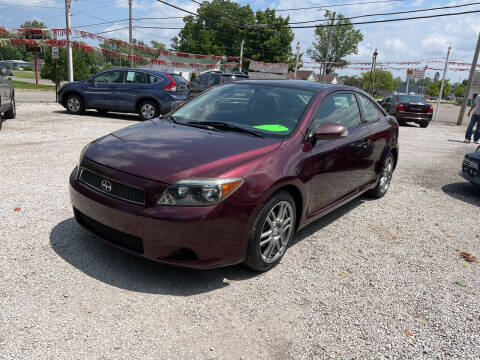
[380,94,433,128]
[70,81,399,271]
[58,68,189,120]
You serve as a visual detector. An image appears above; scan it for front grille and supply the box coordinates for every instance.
[79,168,145,205]
[74,208,144,254]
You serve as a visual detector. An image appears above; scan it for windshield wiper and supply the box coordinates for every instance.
[167,115,178,123]
[186,121,264,138]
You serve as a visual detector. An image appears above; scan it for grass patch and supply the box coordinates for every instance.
[12,70,39,79]
[10,80,55,91]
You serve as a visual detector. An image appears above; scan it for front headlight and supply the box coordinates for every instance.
[77,144,89,176]
[157,178,243,206]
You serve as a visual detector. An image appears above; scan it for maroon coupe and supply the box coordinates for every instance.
[70,81,399,271]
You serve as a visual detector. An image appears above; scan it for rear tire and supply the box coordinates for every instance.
[368,153,395,198]
[4,99,16,119]
[243,191,296,272]
[138,100,159,120]
[65,94,85,115]
[0,113,3,131]
[419,121,429,128]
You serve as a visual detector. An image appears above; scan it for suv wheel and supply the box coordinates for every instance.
[244,191,296,272]
[419,121,429,128]
[138,100,159,120]
[65,94,85,114]
[4,99,16,119]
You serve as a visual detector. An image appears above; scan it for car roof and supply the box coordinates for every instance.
[238,80,358,93]
[99,68,168,77]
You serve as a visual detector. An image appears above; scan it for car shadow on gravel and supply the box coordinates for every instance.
[53,109,140,122]
[442,182,480,206]
[50,218,257,296]
[291,195,366,246]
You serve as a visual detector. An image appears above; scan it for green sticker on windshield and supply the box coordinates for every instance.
[253,124,289,132]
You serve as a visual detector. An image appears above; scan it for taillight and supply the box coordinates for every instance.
[164,73,177,92]
[396,103,404,111]
[428,104,433,113]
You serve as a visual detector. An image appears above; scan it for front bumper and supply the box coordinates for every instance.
[69,166,253,269]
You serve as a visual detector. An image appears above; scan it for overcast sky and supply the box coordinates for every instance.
[1,0,479,81]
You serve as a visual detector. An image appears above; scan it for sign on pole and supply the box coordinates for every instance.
[406,69,425,80]
[52,46,59,59]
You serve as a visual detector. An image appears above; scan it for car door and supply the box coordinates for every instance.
[356,93,389,186]
[0,71,6,111]
[83,70,124,109]
[306,92,369,216]
[115,70,146,111]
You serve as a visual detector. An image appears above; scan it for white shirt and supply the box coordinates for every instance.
[473,96,480,115]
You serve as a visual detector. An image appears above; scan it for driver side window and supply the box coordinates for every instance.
[311,93,362,132]
[93,70,123,83]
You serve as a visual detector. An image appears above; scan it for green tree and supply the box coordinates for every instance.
[171,0,294,64]
[340,75,363,89]
[150,40,165,50]
[360,70,397,93]
[454,84,466,98]
[307,11,363,74]
[426,80,451,98]
[41,46,99,84]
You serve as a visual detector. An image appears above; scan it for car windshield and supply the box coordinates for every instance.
[172,83,315,138]
[170,74,187,84]
[397,95,426,103]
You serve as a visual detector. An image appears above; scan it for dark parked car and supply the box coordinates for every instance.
[189,71,248,97]
[0,68,16,130]
[58,68,189,120]
[460,146,480,187]
[70,81,399,271]
[379,94,433,128]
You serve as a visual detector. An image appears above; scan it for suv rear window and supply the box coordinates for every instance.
[170,74,187,84]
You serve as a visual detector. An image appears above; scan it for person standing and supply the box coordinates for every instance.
[465,95,480,144]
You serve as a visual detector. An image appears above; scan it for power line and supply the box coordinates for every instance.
[289,9,480,28]
[276,0,405,12]
[74,17,185,29]
[288,2,480,24]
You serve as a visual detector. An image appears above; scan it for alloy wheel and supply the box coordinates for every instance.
[141,104,155,119]
[259,201,294,264]
[379,156,393,193]
[67,97,80,112]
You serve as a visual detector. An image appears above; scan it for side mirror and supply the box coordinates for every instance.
[313,122,349,140]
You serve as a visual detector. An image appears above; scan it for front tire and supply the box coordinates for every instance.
[65,94,85,115]
[244,191,296,272]
[138,100,159,120]
[368,153,394,198]
[4,99,16,119]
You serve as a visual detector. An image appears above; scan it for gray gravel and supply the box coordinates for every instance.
[1,104,480,359]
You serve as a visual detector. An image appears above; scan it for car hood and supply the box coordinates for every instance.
[84,119,282,184]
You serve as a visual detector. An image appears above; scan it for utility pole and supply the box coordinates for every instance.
[457,32,480,125]
[129,0,133,67]
[65,0,73,82]
[294,42,300,79]
[433,46,451,122]
[406,77,409,94]
[368,49,378,95]
[239,39,244,72]
[322,11,336,83]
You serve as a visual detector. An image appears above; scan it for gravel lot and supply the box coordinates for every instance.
[1,103,480,359]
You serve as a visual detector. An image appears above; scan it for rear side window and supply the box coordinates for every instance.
[146,74,161,84]
[312,93,362,130]
[124,71,146,84]
[357,94,383,124]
